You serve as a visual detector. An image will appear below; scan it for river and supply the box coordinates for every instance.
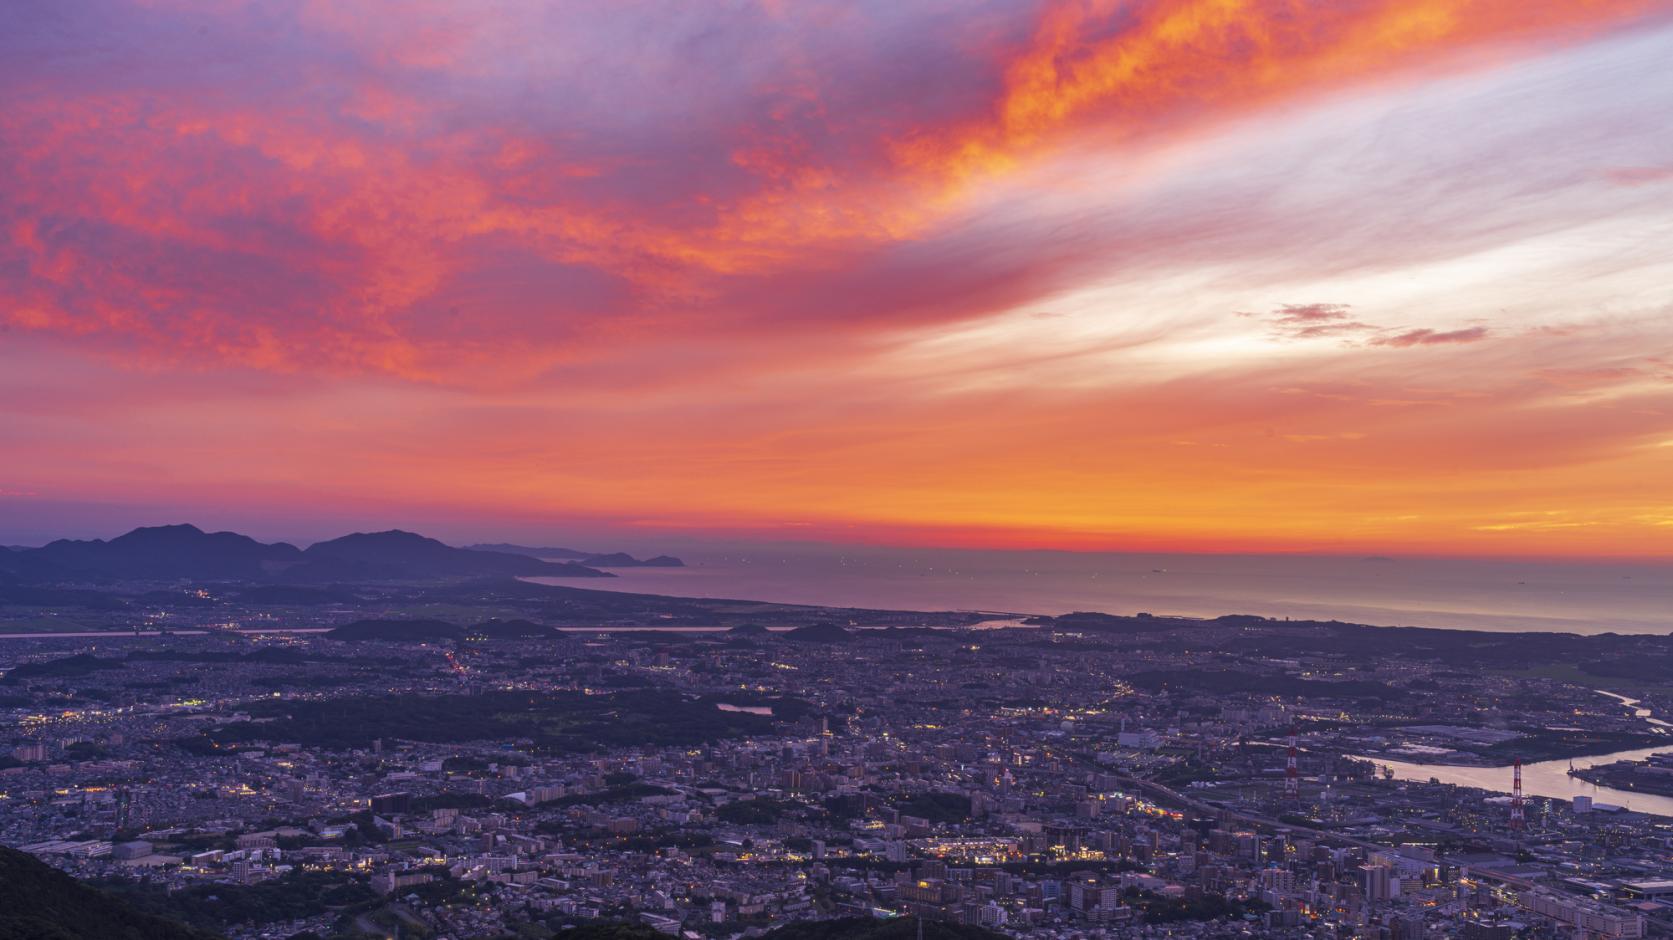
[1371,692,1673,816]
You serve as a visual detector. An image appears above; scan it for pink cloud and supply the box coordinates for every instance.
[4,0,1668,386]
[1603,165,1673,186]
[1370,326,1491,348]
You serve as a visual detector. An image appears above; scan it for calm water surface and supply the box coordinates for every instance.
[1372,746,1673,818]
[534,544,1673,634]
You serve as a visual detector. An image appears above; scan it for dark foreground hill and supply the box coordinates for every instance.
[0,844,220,940]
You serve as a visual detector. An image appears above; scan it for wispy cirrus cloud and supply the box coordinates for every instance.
[1245,305,1489,348]
[1246,303,1374,340]
[1370,326,1491,347]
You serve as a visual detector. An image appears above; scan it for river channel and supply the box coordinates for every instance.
[1371,692,1673,817]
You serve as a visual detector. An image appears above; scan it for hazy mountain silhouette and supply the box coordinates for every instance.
[26,524,300,580]
[3,525,612,584]
[294,530,611,581]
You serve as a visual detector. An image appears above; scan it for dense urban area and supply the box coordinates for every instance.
[4,526,1673,940]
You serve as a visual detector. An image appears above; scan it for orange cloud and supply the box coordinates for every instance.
[899,0,1670,182]
[5,1,1673,558]
[7,0,1669,383]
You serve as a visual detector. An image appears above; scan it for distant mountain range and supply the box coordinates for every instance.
[0,524,679,585]
[24,524,302,581]
[468,544,684,568]
[294,530,607,581]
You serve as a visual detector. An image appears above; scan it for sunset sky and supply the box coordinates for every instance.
[4,0,1673,555]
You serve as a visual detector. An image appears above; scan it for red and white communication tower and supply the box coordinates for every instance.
[1285,727,1300,802]
[1509,758,1525,831]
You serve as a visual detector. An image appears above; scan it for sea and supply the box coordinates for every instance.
[530,543,1673,635]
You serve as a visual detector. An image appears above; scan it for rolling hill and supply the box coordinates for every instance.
[0,843,220,940]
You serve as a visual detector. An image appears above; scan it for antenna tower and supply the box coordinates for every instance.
[1509,758,1525,831]
[1284,727,1300,802]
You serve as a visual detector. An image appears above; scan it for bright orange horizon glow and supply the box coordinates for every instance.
[4,1,1673,557]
